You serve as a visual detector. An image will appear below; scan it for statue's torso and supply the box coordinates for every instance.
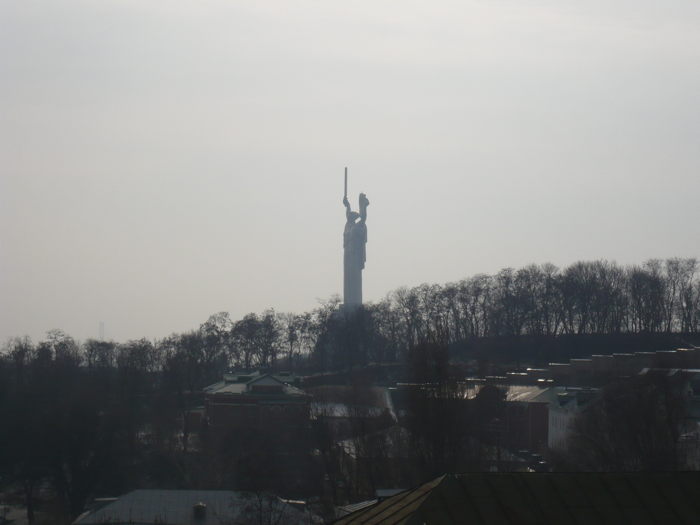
[347,222,367,269]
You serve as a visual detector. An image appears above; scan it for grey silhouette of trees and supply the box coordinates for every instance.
[367,258,699,361]
[1,256,698,522]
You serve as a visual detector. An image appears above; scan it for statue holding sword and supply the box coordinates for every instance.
[342,168,369,310]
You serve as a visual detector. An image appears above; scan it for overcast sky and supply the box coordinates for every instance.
[1,0,699,343]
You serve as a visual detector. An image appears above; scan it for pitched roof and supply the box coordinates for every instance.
[74,489,309,525]
[333,472,700,524]
[74,490,241,525]
[204,373,308,397]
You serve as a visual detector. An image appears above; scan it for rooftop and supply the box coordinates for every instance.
[75,490,241,525]
[333,472,700,524]
[204,372,308,397]
[74,490,312,525]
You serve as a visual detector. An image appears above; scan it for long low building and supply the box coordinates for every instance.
[74,489,312,525]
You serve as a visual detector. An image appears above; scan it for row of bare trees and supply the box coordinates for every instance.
[0,332,158,523]
[0,323,320,524]
[1,258,697,521]
[369,258,699,353]
[3,258,699,379]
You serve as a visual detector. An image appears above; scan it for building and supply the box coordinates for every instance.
[543,387,597,451]
[309,384,397,441]
[202,371,314,492]
[203,370,311,434]
[73,489,311,525]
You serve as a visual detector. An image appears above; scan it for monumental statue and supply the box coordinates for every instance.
[342,169,369,311]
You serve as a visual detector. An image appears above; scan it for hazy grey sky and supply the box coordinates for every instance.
[2,1,699,343]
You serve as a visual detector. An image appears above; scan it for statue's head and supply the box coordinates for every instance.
[348,211,360,222]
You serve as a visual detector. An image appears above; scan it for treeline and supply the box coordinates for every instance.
[1,257,698,521]
[198,257,700,370]
[374,258,699,346]
[0,327,318,524]
[2,258,699,378]
[0,331,204,523]
[320,257,700,368]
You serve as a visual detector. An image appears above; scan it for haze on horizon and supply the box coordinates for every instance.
[1,0,699,343]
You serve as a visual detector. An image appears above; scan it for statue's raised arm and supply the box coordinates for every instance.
[359,193,369,223]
